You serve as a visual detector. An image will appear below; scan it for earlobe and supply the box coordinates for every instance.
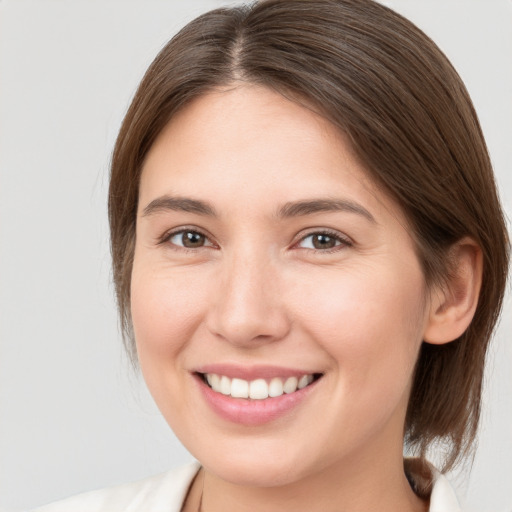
[423,238,483,345]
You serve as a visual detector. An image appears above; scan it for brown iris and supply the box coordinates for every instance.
[181,231,206,248]
[311,233,337,249]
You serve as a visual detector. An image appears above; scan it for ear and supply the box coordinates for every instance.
[423,238,483,345]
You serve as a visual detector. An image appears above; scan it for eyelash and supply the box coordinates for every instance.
[158,227,352,253]
[294,229,352,253]
[157,227,215,252]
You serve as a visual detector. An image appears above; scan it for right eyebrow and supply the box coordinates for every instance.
[141,195,218,217]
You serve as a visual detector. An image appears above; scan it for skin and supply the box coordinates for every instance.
[131,84,438,512]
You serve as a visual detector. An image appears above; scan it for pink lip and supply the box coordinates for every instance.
[194,363,318,381]
[193,370,321,427]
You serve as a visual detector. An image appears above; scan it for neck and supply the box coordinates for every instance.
[188,453,428,512]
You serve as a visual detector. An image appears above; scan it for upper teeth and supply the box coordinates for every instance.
[205,373,315,399]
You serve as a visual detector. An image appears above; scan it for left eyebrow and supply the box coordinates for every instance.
[276,198,376,223]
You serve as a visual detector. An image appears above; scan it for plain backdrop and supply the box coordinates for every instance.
[0,1,510,511]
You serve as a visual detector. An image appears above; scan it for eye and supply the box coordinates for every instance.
[166,229,214,249]
[296,231,350,251]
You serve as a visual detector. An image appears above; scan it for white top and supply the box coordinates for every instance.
[31,461,462,512]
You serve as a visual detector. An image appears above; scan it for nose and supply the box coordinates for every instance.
[205,249,291,347]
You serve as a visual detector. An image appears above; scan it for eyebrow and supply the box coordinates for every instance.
[277,198,376,223]
[142,195,217,217]
[141,195,375,223]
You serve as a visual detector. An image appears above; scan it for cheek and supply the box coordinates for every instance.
[129,261,213,412]
[129,260,218,434]
[290,262,427,393]
[131,263,207,354]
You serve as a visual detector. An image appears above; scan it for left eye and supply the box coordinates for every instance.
[297,232,346,250]
[167,230,214,249]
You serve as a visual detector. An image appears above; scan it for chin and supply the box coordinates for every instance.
[191,439,319,488]
[208,458,307,488]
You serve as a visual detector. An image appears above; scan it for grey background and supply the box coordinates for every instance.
[0,1,510,511]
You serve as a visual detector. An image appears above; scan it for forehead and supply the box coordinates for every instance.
[139,84,404,226]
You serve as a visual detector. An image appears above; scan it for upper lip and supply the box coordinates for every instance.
[194,364,322,381]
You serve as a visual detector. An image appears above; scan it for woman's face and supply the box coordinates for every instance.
[132,85,433,486]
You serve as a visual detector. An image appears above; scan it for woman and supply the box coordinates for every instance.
[33,0,509,511]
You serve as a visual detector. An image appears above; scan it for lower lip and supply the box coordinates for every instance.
[195,375,320,426]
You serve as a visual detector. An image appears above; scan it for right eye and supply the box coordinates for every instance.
[166,229,214,249]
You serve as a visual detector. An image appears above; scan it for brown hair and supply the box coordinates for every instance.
[109,0,509,475]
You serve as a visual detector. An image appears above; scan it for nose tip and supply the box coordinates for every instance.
[212,316,288,347]
[205,259,290,347]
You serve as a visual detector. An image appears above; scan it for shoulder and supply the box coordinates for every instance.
[30,461,200,512]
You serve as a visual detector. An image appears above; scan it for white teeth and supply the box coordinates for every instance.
[204,373,316,399]
[209,373,220,390]
[268,377,284,397]
[298,375,309,389]
[219,375,231,395]
[249,379,269,399]
[231,378,249,398]
[283,376,298,394]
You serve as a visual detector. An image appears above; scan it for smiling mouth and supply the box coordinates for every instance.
[198,372,323,400]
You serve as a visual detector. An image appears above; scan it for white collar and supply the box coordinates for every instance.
[429,468,462,512]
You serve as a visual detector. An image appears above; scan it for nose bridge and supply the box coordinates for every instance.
[207,243,289,346]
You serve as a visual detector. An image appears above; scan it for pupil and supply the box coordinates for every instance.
[183,231,205,248]
[313,234,335,249]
